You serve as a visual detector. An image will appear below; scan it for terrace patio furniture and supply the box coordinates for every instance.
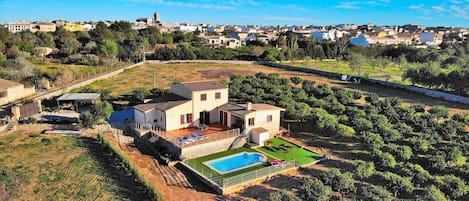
[200,124,209,131]
[176,137,183,144]
[196,131,208,140]
[186,135,196,142]
[191,133,197,139]
[183,135,193,143]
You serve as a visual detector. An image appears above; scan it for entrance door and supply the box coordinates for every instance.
[219,111,228,127]
[200,111,210,125]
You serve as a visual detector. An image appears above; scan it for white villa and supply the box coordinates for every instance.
[133,80,285,146]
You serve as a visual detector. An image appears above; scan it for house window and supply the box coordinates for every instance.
[215,92,221,99]
[200,94,207,101]
[180,114,185,124]
[248,118,255,126]
[267,115,273,122]
[180,113,193,124]
[187,113,193,123]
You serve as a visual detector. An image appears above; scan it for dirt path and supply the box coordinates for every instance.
[100,132,220,201]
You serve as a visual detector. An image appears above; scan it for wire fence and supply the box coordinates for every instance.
[184,160,296,188]
[184,159,223,185]
[221,160,296,187]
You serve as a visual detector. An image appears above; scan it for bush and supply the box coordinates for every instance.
[299,178,332,201]
[41,138,52,145]
[438,175,468,200]
[360,185,394,201]
[352,160,375,180]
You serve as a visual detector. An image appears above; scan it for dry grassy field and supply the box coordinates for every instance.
[0,124,151,201]
[81,62,468,113]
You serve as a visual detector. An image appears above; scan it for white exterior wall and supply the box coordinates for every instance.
[254,110,281,134]
[155,109,166,130]
[191,88,228,125]
[251,131,270,145]
[243,112,256,134]
[135,109,150,124]
[165,101,193,131]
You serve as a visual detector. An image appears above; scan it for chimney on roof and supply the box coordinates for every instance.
[247,102,252,111]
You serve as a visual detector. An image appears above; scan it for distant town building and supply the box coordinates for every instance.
[0,78,36,106]
[154,12,160,24]
[175,23,199,32]
[36,23,57,32]
[420,32,444,45]
[6,21,32,33]
[202,35,241,48]
[312,30,346,41]
[64,22,83,32]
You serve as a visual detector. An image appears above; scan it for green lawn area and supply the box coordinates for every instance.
[258,138,322,166]
[185,147,274,180]
[285,60,412,85]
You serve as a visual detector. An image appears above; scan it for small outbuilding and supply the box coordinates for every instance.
[250,127,270,145]
[57,93,101,111]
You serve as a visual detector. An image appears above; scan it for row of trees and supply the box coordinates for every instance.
[229,73,468,200]
[403,63,469,96]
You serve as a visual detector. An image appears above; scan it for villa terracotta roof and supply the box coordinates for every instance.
[247,103,286,111]
[251,127,269,133]
[218,103,285,117]
[180,80,227,91]
[218,103,254,117]
[0,78,22,89]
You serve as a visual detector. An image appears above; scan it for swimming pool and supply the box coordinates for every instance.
[204,152,266,174]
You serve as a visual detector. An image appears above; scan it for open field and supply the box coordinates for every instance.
[258,138,322,166]
[34,62,128,86]
[79,62,468,113]
[285,60,410,84]
[0,124,152,201]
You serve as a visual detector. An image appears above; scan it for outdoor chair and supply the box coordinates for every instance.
[176,137,184,145]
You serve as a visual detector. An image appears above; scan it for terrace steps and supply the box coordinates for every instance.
[6,121,17,131]
[154,159,192,188]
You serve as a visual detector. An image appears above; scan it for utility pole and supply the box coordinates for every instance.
[142,45,146,62]
[153,64,156,89]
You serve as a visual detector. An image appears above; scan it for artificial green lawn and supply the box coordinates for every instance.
[184,147,274,180]
[258,138,322,166]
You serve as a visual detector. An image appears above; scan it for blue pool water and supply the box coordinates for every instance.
[109,108,134,123]
[206,152,266,174]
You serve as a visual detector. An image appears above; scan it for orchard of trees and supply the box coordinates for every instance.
[2,20,468,96]
[229,73,469,200]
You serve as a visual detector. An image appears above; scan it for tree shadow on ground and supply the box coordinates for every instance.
[79,136,153,201]
[174,162,218,194]
[235,184,275,200]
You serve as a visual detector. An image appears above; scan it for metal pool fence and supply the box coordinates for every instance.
[185,160,296,187]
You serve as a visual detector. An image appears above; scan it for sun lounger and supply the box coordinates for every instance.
[196,131,208,140]
[177,137,183,144]
[185,135,196,142]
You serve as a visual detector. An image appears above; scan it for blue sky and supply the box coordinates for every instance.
[1,0,469,27]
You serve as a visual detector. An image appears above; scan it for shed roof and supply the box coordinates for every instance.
[244,103,286,111]
[180,80,227,92]
[134,93,190,112]
[0,78,22,89]
[219,102,285,117]
[251,127,269,134]
[218,103,254,117]
[57,93,101,101]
